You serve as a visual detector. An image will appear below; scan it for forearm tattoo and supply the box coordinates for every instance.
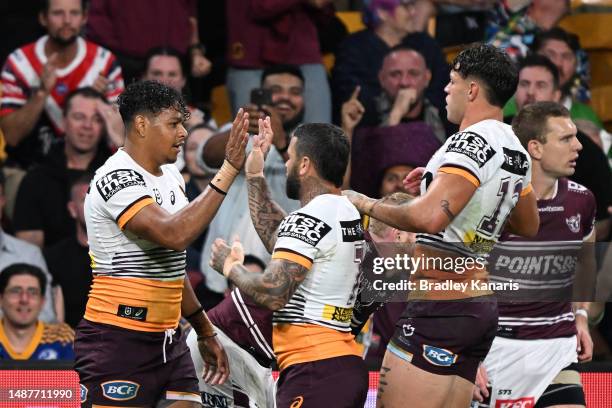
[247,176,287,253]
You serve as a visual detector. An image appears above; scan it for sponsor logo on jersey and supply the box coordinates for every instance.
[402,323,415,337]
[290,396,304,408]
[101,380,140,401]
[566,214,581,233]
[80,384,88,403]
[117,304,148,321]
[322,304,353,323]
[340,219,364,242]
[201,391,229,408]
[493,254,577,276]
[539,205,564,213]
[501,148,529,176]
[446,132,496,167]
[422,345,458,366]
[495,397,535,408]
[463,230,496,253]
[278,213,331,246]
[36,348,59,360]
[153,188,163,205]
[567,180,587,192]
[96,169,146,201]
[170,190,176,205]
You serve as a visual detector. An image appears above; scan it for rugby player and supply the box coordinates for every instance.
[344,44,540,407]
[474,102,595,408]
[210,121,369,407]
[74,80,249,406]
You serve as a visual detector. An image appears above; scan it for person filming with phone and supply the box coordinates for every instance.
[195,65,304,307]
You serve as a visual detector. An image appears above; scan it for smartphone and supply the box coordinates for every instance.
[250,88,273,107]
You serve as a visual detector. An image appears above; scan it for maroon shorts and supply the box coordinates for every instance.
[276,355,368,408]
[74,319,200,406]
[388,296,498,383]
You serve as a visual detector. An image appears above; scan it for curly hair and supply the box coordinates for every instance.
[452,43,518,108]
[118,80,189,127]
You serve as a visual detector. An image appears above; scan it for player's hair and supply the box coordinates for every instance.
[41,0,88,13]
[532,27,580,54]
[143,46,187,78]
[261,65,304,86]
[243,255,266,271]
[512,101,570,147]
[118,80,189,126]
[292,123,350,188]
[369,192,414,236]
[0,264,47,297]
[451,43,518,108]
[518,54,560,90]
[64,87,108,116]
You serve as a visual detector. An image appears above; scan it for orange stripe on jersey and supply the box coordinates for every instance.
[117,196,154,230]
[272,249,313,270]
[520,182,533,197]
[438,166,480,187]
[273,324,361,371]
[84,275,183,332]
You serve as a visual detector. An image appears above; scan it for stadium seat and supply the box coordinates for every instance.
[336,11,365,34]
[211,85,232,126]
[591,85,612,131]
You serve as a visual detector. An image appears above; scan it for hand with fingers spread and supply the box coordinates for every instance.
[341,86,365,135]
[260,104,288,152]
[40,53,59,94]
[209,237,245,277]
[403,167,425,196]
[246,117,273,178]
[225,108,250,170]
[198,334,229,385]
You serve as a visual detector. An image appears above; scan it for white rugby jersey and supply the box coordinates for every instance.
[84,149,189,332]
[417,119,532,257]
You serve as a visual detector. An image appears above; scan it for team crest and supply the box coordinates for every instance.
[566,214,581,233]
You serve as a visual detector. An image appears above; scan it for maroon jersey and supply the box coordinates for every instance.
[207,288,275,367]
[489,178,596,339]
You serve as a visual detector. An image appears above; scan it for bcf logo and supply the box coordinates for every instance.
[101,380,140,401]
[422,345,458,367]
[495,397,535,408]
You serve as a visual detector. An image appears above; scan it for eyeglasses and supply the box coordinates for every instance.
[4,287,41,298]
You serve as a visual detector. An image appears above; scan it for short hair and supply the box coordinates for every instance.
[118,80,189,127]
[451,43,518,108]
[369,192,414,236]
[41,0,88,14]
[261,65,304,86]
[292,123,350,188]
[512,101,571,147]
[143,46,186,78]
[64,87,108,116]
[383,45,427,67]
[519,54,560,90]
[0,264,47,297]
[243,254,266,271]
[532,27,580,54]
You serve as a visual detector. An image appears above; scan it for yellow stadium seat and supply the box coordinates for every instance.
[0,129,5,163]
[559,13,612,50]
[336,11,365,34]
[591,85,612,123]
[589,51,612,89]
[211,85,232,126]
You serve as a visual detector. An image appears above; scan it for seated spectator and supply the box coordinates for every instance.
[331,0,449,128]
[0,264,74,360]
[197,65,302,301]
[0,169,59,323]
[225,0,333,123]
[43,175,92,329]
[12,88,111,248]
[0,0,123,169]
[506,54,612,240]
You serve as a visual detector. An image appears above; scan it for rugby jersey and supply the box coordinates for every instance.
[0,321,74,360]
[84,149,189,332]
[490,178,596,339]
[270,194,365,370]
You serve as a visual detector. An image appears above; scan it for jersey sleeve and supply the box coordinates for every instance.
[520,156,533,197]
[271,211,333,270]
[0,54,28,116]
[582,190,597,239]
[103,51,124,103]
[92,168,154,229]
[437,130,498,187]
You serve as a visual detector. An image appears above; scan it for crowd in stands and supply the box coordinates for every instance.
[0,0,610,364]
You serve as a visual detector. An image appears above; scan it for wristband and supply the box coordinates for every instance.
[574,308,588,319]
[185,306,204,320]
[197,332,218,341]
[210,160,239,194]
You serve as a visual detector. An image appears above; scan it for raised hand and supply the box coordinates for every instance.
[388,88,417,126]
[40,53,58,94]
[92,74,110,94]
[341,86,365,134]
[246,117,272,178]
[225,108,250,169]
[403,167,425,196]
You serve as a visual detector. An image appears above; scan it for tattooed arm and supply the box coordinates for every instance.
[247,176,287,253]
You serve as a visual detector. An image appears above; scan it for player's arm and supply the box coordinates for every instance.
[348,172,476,233]
[504,188,540,238]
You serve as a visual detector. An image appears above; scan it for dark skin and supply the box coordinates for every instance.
[121,107,250,386]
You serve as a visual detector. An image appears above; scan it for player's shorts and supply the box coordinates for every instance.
[275,355,368,408]
[388,296,498,382]
[186,326,276,408]
[482,335,578,407]
[535,366,585,407]
[75,319,201,406]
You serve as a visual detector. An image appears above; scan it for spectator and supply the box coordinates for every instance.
[225,0,333,123]
[43,175,92,329]
[0,0,123,169]
[0,168,59,323]
[86,0,210,85]
[0,264,74,360]
[506,55,612,240]
[197,65,302,301]
[12,88,112,248]
[331,0,449,128]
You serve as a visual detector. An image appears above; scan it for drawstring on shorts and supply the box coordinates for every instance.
[162,328,176,363]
